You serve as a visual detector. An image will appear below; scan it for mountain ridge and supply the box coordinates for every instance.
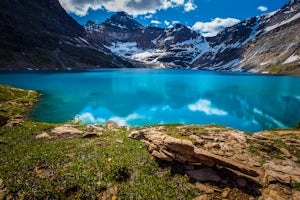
[0,0,133,70]
[0,0,299,73]
[86,0,300,73]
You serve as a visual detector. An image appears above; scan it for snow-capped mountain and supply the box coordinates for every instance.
[85,0,300,73]
[85,12,209,68]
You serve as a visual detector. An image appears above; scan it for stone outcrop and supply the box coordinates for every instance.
[129,125,300,199]
[105,120,119,130]
[130,128,259,177]
[35,124,101,139]
[51,124,83,135]
[35,132,50,139]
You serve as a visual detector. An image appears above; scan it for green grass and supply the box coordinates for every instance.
[0,122,198,199]
[293,182,300,192]
[0,85,198,199]
[0,84,39,117]
[266,64,300,74]
[249,144,258,153]
[1,84,300,199]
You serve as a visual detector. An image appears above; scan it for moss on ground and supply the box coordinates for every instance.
[0,123,198,199]
[0,84,39,117]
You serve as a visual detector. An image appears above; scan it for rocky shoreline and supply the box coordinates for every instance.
[33,122,300,199]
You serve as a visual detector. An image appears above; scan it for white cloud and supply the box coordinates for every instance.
[172,20,180,24]
[144,14,153,19]
[192,17,240,37]
[172,0,185,4]
[257,6,268,12]
[188,99,228,116]
[164,20,170,26]
[184,0,197,12]
[151,20,161,24]
[59,0,187,16]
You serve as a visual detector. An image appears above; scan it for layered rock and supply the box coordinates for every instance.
[129,125,300,199]
[129,128,259,177]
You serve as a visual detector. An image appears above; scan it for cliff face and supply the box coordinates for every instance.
[238,0,300,73]
[86,0,300,73]
[0,0,133,70]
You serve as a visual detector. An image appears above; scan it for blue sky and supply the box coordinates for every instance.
[59,0,290,36]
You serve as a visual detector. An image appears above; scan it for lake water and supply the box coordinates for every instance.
[0,69,300,132]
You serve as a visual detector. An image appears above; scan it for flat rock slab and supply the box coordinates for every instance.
[129,129,259,177]
[51,125,83,135]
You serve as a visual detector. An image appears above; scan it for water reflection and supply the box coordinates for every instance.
[188,99,228,116]
[0,69,299,132]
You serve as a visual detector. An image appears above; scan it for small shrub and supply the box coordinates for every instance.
[293,182,300,191]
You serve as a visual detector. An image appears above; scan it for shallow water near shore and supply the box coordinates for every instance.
[0,68,300,132]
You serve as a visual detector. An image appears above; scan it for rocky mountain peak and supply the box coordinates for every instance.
[84,0,299,73]
[103,11,144,30]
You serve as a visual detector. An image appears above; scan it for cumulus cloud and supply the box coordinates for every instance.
[257,6,268,12]
[58,0,187,16]
[184,0,197,12]
[164,20,170,26]
[144,14,153,19]
[151,20,161,25]
[192,17,240,37]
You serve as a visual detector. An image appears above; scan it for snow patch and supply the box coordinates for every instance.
[78,37,89,45]
[107,42,143,56]
[265,12,300,32]
[283,54,300,64]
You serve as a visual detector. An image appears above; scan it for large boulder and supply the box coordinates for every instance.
[51,124,83,135]
[129,128,259,177]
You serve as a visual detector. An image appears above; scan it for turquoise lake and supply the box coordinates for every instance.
[0,69,300,132]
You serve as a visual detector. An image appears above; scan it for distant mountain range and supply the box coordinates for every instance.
[85,0,300,74]
[0,0,299,73]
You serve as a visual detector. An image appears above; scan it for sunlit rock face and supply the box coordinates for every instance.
[85,0,300,73]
